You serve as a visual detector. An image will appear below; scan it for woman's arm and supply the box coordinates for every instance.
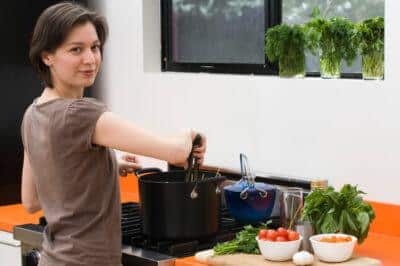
[93,112,206,165]
[21,151,41,213]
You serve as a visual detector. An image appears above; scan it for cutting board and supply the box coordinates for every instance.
[205,253,381,266]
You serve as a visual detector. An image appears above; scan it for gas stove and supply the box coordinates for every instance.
[13,169,310,266]
[120,202,279,265]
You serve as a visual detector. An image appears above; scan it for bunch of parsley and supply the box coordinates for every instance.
[302,184,375,243]
[356,16,384,78]
[213,224,267,255]
[304,8,358,76]
[265,24,306,77]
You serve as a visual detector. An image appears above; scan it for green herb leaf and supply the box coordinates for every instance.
[311,7,321,18]
[357,212,370,236]
[321,212,339,233]
[344,210,358,233]
[213,224,267,255]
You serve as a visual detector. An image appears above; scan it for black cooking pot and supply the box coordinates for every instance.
[136,168,225,240]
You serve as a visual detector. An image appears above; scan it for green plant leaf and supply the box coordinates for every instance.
[311,7,320,18]
[357,212,370,237]
[321,212,339,233]
[344,210,359,233]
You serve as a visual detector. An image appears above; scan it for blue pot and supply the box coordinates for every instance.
[223,154,276,223]
[224,180,276,223]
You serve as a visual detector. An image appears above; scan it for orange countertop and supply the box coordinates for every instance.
[1,176,399,265]
[0,175,139,233]
[175,232,400,266]
[0,204,43,233]
[175,200,400,266]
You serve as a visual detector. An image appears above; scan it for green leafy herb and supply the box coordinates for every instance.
[265,24,306,78]
[302,184,375,244]
[310,7,321,19]
[213,224,267,255]
[305,15,358,78]
[357,16,384,79]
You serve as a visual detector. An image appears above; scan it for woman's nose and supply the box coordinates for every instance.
[82,49,96,64]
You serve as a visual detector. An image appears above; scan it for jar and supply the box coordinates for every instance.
[310,179,328,190]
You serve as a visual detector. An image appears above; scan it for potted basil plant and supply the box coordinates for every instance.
[357,16,384,80]
[305,15,358,79]
[265,24,306,78]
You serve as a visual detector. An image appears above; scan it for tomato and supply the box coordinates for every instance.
[276,236,288,242]
[258,229,268,240]
[277,227,288,238]
[266,229,278,241]
[287,230,300,241]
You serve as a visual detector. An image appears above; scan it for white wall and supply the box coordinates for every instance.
[96,0,400,204]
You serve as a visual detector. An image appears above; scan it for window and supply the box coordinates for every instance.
[162,0,281,74]
[162,0,385,77]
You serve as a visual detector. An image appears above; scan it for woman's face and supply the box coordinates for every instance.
[42,22,102,91]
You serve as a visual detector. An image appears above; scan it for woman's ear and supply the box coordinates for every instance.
[41,52,53,67]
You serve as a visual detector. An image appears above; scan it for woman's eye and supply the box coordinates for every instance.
[91,45,100,51]
[70,47,81,53]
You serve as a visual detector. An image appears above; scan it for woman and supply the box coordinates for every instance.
[21,2,206,266]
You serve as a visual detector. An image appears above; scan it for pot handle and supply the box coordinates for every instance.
[239,153,268,200]
[215,175,227,195]
[240,153,253,182]
[135,168,163,178]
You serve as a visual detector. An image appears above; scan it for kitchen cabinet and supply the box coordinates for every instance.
[0,230,22,266]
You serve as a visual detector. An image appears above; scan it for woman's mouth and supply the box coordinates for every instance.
[80,70,96,77]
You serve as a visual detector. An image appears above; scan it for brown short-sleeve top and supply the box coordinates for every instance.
[21,97,121,266]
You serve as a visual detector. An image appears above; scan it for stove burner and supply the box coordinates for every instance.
[121,202,280,258]
[121,202,142,244]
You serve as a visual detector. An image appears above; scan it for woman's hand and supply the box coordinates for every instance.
[118,153,142,177]
[169,131,207,168]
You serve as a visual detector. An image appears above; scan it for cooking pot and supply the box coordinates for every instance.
[224,154,276,223]
[136,167,225,240]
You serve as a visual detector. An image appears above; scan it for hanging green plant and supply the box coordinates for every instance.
[357,16,384,80]
[265,24,306,78]
[305,13,358,79]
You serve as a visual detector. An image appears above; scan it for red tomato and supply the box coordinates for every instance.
[287,230,300,241]
[276,236,288,242]
[266,229,278,241]
[277,227,288,238]
[258,229,268,240]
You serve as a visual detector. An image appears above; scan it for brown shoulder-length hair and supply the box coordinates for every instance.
[29,1,108,88]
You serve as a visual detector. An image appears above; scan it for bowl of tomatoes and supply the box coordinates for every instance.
[309,233,357,262]
[256,227,302,261]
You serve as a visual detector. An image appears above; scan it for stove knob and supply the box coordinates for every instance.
[25,250,41,266]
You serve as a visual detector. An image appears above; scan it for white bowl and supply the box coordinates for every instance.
[256,236,302,261]
[310,233,357,263]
